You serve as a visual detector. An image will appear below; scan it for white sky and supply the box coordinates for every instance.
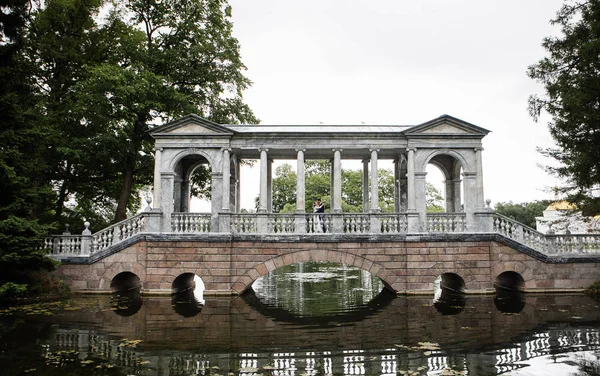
[198,0,566,211]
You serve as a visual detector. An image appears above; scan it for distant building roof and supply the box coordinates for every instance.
[546,201,577,211]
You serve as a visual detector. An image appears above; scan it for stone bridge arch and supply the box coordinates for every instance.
[231,249,401,294]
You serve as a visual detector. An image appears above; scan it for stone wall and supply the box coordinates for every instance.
[53,235,600,294]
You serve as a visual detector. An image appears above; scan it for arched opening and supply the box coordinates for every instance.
[175,154,212,213]
[171,273,205,317]
[426,154,464,213]
[109,272,142,316]
[433,272,466,315]
[110,271,141,293]
[494,271,526,314]
[494,271,525,292]
[247,261,393,320]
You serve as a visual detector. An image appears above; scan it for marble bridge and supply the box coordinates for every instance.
[44,114,600,295]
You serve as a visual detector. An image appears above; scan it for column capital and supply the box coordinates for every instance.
[258,148,269,153]
[332,148,343,153]
[161,172,177,178]
[474,147,484,152]
[462,171,477,178]
[295,148,306,153]
[415,172,428,179]
[406,147,417,153]
[222,147,231,152]
[154,147,164,152]
[369,148,380,153]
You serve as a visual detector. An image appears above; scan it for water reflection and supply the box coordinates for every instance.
[251,261,385,317]
[171,273,205,317]
[110,290,142,316]
[1,294,600,375]
[494,289,526,314]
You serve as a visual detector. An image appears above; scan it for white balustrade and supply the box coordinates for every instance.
[171,213,211,233]
[43,210,600,260]
[493,213,600,255]
[426,213,466,233]
[231,214,258,233]
[342,214,370,233]
[91,214,146,252]
[268,214,296,233]
[379,214,408,233]
[306,214,331,233]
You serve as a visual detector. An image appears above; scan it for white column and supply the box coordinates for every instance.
[475,147,484,209]
[362,159,369,213]
[407,148,416,211]
[332,149,343,213]
[221,148,231,212]
[258,148,269,213]
[160,172,176,232]
[296,149,306,212]
[394,158,400,212]
[370,149,380,212]
[267,158,273,212]
[235,158,241,212]
[153,148,163,209]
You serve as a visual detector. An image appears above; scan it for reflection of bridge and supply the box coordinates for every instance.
[43,114,600,294]
[46,315,600,375]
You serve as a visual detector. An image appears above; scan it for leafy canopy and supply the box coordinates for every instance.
[528,0,600,216]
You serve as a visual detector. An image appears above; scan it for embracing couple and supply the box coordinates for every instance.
[313,198,326,233]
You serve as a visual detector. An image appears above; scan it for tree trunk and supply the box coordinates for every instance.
[114,164,135,222]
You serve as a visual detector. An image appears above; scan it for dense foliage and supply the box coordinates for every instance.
[0,0,256,299]
[528,0,600,216]
[494,200,553,229]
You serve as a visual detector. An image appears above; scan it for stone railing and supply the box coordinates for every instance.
[43,235,85,257]
[92,213,147,251]
[172,213,211,233]
[227,213,409,234]
[493,213,600,255]
[43,211,600,260]
[426,213,466,233]
[44,211,161,259]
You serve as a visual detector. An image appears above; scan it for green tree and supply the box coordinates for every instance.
[266,163,445,213]
[0,0,59,292]
[494,200,552,229]
[528,0,600,216]
[426,182,444,213]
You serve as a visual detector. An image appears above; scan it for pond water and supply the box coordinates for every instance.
[1,262,600,375]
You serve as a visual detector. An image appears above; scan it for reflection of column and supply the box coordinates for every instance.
[332,149,342,213]
[221,148,230,211]
[407,148,416,211]
[370,149,380,212]
[267,158,273,212]
[153,148,163,209]
[296,149,305,212]
[475,147,484,209]
[258,148,268,213]
[362,159,369,213]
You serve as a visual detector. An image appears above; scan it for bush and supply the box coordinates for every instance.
[585,280,600,298]
[0,282,28,299]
